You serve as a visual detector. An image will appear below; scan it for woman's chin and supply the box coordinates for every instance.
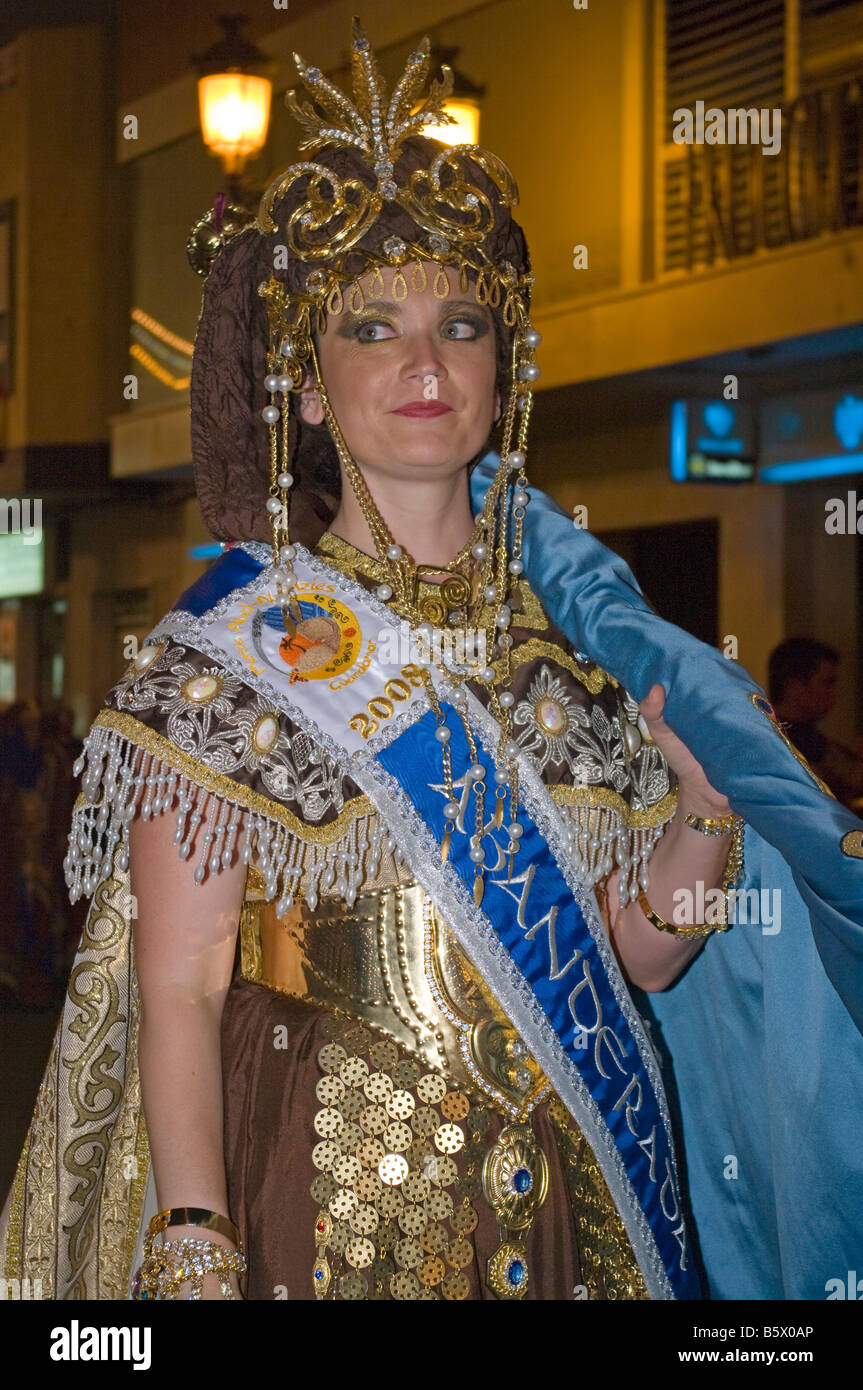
[377,429,488,471]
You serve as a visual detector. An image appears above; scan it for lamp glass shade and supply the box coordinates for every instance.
[197,72,272,171]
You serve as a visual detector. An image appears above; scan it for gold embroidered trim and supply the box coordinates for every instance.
[123,1116,151,1297]
[316,530,449,591]
[3,1131,29,1281]
[92,707,375,844]
[505,639,618,694]
[841,829,863,859]
[239,898,265,980]
[549,783,678,829]
[507,577,549,632]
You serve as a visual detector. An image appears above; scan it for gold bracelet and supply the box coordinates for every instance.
[132,1236,246,1301]
[148,1207,242,1250]
[636,889,729,939]
[638,813,745,939]
[683,811,737,836]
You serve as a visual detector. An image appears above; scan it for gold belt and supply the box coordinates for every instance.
[240,879,551,1118]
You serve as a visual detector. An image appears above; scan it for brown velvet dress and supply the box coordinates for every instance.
[219,532,676,1301]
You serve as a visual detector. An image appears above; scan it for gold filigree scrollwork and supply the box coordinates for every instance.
[399,147,519,249]
[257,163,380,262]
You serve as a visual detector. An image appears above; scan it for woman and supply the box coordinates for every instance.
[0,22,743,1301]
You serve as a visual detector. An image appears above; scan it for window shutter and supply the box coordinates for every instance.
[660,0,786,273]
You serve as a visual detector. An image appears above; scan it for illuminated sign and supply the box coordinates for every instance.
[670,399,755,482]
[0,528,44,597]
[760,387,863,482]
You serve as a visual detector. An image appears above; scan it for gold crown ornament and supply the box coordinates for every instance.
[248,19,544,906]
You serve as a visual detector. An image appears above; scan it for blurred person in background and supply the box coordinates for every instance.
[769,637,863,812]
[0,700,67,1007]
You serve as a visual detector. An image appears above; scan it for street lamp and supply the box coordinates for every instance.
[193,14,275,203]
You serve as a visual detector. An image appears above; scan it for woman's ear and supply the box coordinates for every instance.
[297,366,324,426]
[493,386,502,423]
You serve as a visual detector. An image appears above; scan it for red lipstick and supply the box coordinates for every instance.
[391,401,453,417]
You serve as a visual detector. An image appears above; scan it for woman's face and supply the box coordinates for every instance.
[299,263,500,484]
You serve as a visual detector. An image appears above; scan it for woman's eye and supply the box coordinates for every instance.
[442,317,486,340]
[354,320,395,342]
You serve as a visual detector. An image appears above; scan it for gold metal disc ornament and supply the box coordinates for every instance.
[481,1123,549,1230]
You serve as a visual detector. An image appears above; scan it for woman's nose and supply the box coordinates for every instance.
[399,331,448,382]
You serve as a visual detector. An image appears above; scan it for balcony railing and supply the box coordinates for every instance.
[658,73,863,276]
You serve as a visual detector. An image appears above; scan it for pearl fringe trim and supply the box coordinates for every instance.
[557,803,664,908]
[63,723,407,917]
[63,726,665,919]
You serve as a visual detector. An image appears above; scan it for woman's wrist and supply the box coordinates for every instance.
[676,786,733,820]
[161,1223,237,1250]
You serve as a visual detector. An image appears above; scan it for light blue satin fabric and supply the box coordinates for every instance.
[470,451,863,1300]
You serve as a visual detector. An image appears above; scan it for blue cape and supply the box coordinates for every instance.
[471,453,863,1300]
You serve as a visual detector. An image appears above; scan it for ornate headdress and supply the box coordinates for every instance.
[190,19,544,901]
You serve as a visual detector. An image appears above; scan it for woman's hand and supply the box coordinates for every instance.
[638,683,731,817]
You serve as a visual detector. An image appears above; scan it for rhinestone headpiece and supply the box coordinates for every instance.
[254,18,533,382]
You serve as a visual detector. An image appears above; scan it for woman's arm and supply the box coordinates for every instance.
[130,789,248,1296]
[603,683,735,992]
[606,798,732,992]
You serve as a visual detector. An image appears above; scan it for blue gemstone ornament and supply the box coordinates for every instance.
[512,1167,532,1193]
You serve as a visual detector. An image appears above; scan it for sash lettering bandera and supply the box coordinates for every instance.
[146,543,699,1301]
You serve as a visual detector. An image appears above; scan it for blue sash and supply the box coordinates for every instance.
[153,541,701,1300]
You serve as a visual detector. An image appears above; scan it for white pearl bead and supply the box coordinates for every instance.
[469,845,485,864]
[387,544,403,560]
[471,543,488,561]
[276,471,294,489]
[280,544,296,563]
[469,763,486,781]
[499,690,515,709]
[508,559,523,575]
[265,497,282,515]
[277,374,292,393]
[516,395,529,412]
[507,450,526,470]
[262,405,280,425]
[495,607,511,628]
[481,666,495,682]
[494,767,508,784]
[525,328,542,348]
[504,740,519,758]
[508,822,523,839]
[443,801,459,819]
[375,583,393,601]
[483,584,497,602]
[519,363,541,382]
[513,489,529,508]
[435,725,451,743]
[264,374,280,393]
